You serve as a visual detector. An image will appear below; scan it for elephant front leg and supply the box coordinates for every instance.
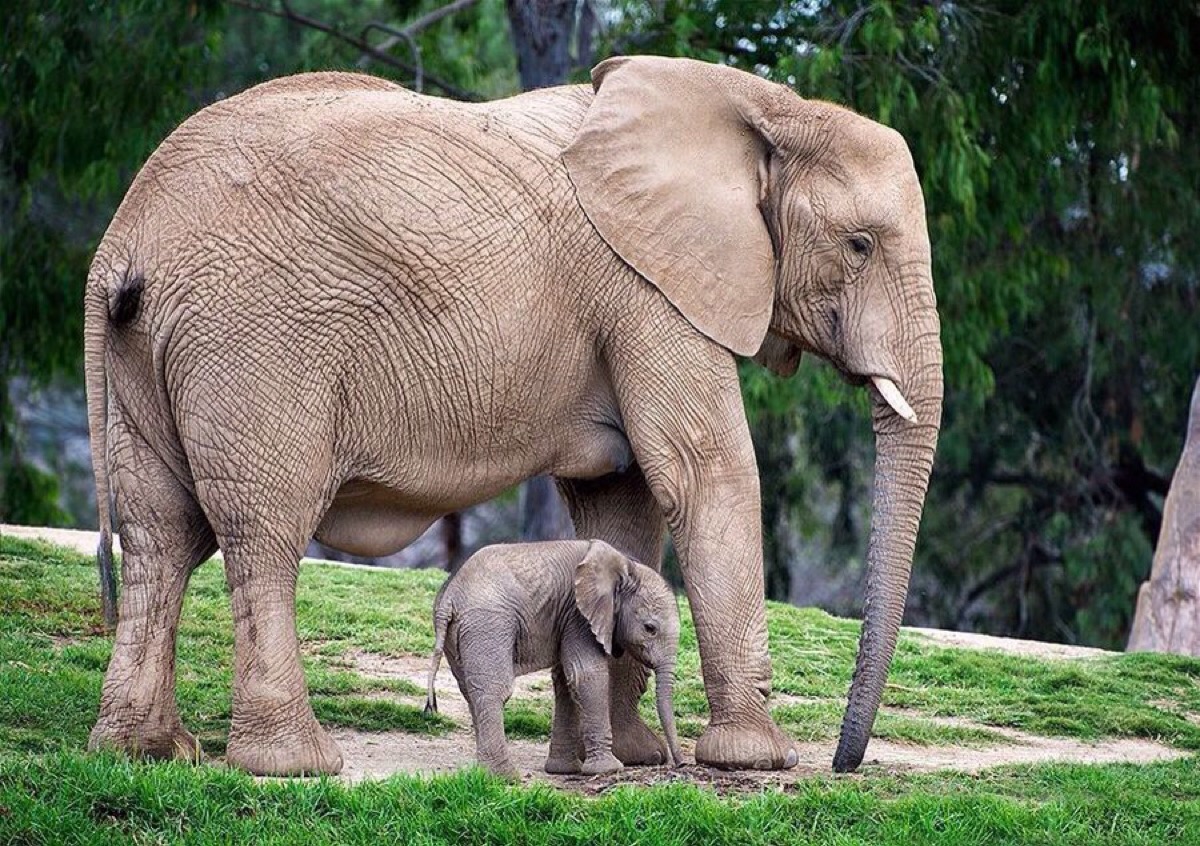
[670,464,797,770]
[558,471,668,766]
[561,654,623,776]
[544,666,583,774]
[610,343,797,771]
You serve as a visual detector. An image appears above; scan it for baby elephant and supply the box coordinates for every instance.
[425,539,684,777]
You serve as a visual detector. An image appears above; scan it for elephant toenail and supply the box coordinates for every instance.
[784,748,799,769]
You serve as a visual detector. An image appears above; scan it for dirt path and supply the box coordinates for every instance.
[331,652,1187,792]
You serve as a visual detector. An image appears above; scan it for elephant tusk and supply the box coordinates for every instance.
[872,376,917,423]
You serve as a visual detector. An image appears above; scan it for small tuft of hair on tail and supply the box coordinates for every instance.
[424,647,441,715]
[108,269,144,327]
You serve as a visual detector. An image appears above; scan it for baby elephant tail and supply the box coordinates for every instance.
[425,599,451,715]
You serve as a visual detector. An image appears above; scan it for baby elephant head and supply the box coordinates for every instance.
[574,540,683,766]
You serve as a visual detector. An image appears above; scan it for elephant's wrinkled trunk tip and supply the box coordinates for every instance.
[655,666,683,767]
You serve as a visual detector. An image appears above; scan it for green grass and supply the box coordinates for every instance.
[4,533,1200,843]
[5,533,1200,754]
[3,753,1200,845]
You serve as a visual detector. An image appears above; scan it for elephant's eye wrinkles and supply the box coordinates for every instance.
[644,622,658,636]
[848,235,873,258]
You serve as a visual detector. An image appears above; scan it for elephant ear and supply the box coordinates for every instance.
[563,55,782,357]
[574,541,631,656]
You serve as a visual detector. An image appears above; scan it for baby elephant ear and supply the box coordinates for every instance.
[574,541,630,655]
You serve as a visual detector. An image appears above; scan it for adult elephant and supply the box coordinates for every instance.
[84,56,942,776]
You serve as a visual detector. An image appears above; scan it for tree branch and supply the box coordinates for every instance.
[356,0,479,71]
[226,0,482,101]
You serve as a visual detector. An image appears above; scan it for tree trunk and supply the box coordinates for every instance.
[1127,377,1200,655]
[442,510,464,571]
[519,475,574,541]
[752,409,793,602]
[505,0,578,90]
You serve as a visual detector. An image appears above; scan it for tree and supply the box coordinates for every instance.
[1128,377,1200,655]
[1,0,225,521]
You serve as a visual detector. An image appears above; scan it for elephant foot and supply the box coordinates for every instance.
[479,755,519,780]
[695,717,798,771]
[225,713,343,776]
[580,752,624,776]
[544,753,582,774]
[88,714,202,763]
[612,714,667,766]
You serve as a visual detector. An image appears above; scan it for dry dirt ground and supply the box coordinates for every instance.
[3,525,1187,793]
[330,651,1185,794]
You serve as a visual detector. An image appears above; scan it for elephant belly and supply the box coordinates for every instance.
[315,482,440,557]
[552,422,634,480]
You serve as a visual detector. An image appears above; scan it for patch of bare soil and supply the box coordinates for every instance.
[331,650,1188,794]
[907,627,1115,660]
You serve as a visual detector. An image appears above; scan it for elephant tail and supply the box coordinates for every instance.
[84,275,120,631]
[425,592,453,715]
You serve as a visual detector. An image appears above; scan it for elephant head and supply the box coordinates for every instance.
[574,541,684,767]
[564,56,943,772]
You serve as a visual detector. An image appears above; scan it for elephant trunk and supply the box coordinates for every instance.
[833,303,943,773]
[654,664,684,767]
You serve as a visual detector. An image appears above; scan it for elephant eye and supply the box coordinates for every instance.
[643,622,658,636]
[848,234,873,259]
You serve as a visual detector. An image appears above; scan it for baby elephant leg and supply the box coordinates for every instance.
[564,659,623,776]
[452,627,517,778]
[545,666,584,774]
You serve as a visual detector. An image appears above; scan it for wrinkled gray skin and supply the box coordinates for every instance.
[425,540,683,777]
[85,56,942,776]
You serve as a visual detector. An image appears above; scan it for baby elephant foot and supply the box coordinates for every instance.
[612,716,668,766]
[544,753,582,774]
[580,752,624,776]
[226,712,343,776]
[88,715,201,763]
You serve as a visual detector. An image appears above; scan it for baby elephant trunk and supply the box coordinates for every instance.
[655,664,684,767]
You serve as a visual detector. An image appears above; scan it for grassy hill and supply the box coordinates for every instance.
[2,534,1200,844]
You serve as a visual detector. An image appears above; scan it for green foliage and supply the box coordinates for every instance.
[0,458,68,526]
[1,0,224,384]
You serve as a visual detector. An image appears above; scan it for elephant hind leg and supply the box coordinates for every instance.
[558,471,668,766]
[88,417,216,762]
[202,486,343,777]
[450,621,518,778]
[221,549,343,776]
